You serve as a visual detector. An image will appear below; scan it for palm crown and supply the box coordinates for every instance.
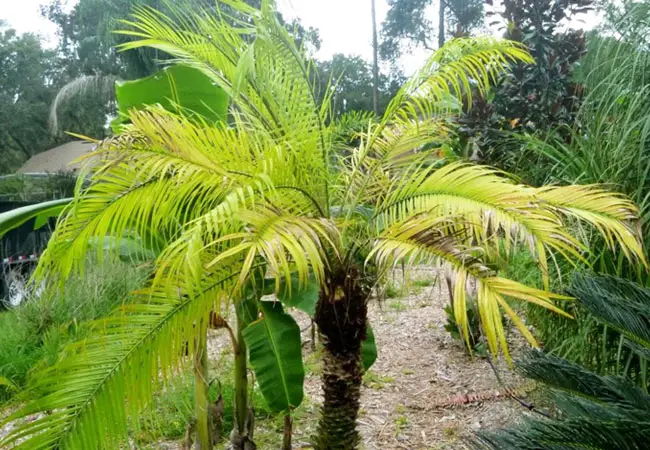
[2,1,645,449]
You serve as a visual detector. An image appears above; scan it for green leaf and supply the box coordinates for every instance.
[276,276,319,317]
[242,301,304,412]
[0,376,18,393]
[0,198,71,237]
[110,64,229,131]
[362,323,377,372]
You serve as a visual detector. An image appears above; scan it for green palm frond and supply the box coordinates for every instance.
[473,275,650,450]
[473,351,650,450]
[0,273,232,449]
[569,274,650,353]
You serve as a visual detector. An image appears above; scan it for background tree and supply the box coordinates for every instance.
[380,0,484,61]
[459,0,594,177]
[371,0,380,116]
[0,26,55,172]
[0,24,106,173]
[43,0,321,135]
[315,54,404,117]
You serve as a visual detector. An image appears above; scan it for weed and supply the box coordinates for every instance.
[401,368,415,375]
[413,278,435,288]
[385,283,401,299]
[389,300,406,312]
[0,260,147,401]
[363,370,395,389]
[443,424,459,437]
[394,414,408,435]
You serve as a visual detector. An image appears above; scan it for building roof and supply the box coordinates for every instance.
[17,141,97,174]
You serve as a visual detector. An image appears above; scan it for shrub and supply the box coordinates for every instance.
[0,260,146,401]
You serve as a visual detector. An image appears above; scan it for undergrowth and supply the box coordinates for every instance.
[0,260,147,401]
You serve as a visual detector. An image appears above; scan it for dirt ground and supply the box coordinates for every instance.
[278,268,533,450]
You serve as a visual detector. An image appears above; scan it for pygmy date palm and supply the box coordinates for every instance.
[1,1,645,449]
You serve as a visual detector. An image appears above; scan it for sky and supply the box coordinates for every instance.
[0,0,428,72]
[1,0,601,75]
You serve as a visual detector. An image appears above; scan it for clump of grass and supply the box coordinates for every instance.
[363,370,395,389]
[385,283,401,299]
[389,300,407,312]
[0,259,147,401]
[413,278,435,288]
[134,365,271,445]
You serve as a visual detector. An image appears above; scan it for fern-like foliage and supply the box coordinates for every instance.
[0,1,645,448]
[474,274,650,450]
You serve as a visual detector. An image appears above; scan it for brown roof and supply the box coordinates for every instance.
[17,141,97,174]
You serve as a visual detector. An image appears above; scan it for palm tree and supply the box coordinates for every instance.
[474,274,650,450]
[1,1,645,449]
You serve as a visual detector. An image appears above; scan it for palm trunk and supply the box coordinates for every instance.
[194,326,212,450]
[313,267,369,450]
[438,0,445,48]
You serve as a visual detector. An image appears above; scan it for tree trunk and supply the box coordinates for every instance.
[194,325,212,450]
[438,0,446,48]
[313,266,369,450]
[371,0,380,116]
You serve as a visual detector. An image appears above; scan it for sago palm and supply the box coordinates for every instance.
[1,1,646,449]
[474,274,650,450]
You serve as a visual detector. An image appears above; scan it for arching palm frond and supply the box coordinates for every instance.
[1,271,233,450]
[369,214,571,358]
[36,109,278,284]
[117,0,331,209]
[474,275,650,450]
[535,185,646,266]
[50,74,118,135]
[382,37,533,124]
[340,38,533,216]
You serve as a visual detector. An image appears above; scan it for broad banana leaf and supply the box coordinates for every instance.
[362,323,378,372]
[110,64,229,131]
[243,301,304,412]
[0,198,71,237]
[275,276,319,316]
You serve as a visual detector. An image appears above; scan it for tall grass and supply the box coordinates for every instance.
[0,260,147,401]
[513,26,650,382]
[524,33,650,278]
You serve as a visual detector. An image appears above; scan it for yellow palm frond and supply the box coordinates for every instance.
[369,214,573,359]
[535,185,647,266]
[382,37,533,124]
[117,2,331,210]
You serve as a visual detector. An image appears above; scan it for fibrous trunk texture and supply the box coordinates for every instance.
[313,266,369,450]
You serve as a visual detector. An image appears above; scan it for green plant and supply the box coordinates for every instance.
[461,0,592,177]
[0,2,645,450]
[515,17,650,378]
[473,273,650,449]
[0,260,145,401]
[444,300,486,356]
